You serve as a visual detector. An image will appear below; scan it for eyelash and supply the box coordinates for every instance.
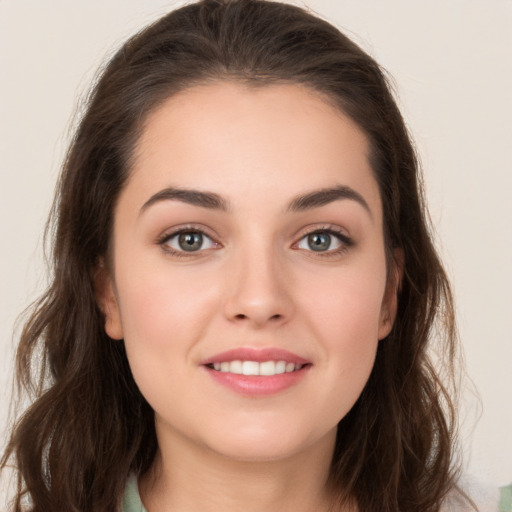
[157,225,221,258]
[157,225,354,258]
[293,226,354,258]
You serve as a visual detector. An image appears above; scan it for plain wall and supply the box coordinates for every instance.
[1,0,511,503]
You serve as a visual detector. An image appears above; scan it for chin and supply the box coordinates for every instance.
[201,422,336,463]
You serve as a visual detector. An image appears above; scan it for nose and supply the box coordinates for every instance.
[223,244,294,328]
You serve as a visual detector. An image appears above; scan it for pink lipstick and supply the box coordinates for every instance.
[201,348,311,396]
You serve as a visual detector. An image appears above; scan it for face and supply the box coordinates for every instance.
[98,82,399,463]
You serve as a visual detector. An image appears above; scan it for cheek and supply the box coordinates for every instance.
[115,262,220,347]
[307,279,383,424]
[114,265,219,408]
[112,260,228,402]
[301,262,387,340]
[296,259,386,389]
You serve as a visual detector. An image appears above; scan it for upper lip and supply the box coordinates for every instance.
[201,347,310,366]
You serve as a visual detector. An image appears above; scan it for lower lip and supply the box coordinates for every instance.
[204,366,310,396]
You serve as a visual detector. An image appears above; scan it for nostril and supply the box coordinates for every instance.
[233,313,282,322]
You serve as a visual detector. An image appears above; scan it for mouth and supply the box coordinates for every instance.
[201,348,311,396]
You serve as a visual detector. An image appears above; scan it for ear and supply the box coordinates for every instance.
[378,248,404,340]
[93,259,124,340]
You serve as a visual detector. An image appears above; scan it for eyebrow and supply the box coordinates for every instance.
[139,184,371,218]
[140,187,228,214]
[287,185,372,217]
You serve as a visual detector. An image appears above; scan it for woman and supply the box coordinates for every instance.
[2,1,505,510]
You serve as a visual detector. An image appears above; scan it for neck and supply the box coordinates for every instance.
[139,426,352,512]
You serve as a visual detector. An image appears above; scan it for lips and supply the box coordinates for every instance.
[202,347,309,365]
[201,348,311,396]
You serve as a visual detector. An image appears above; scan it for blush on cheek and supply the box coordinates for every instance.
[122,272,218,348]
[310,278,385,332]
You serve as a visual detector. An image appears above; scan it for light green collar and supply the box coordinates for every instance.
[122,474,147,512]
[499,484,512,512]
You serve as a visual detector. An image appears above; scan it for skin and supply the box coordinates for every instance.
[97,82,400,512]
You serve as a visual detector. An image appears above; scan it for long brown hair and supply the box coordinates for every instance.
[2,1,464,510]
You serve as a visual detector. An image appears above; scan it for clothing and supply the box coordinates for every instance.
[500,485,512,512]
[122,474,147,512]
[121,474,512,512]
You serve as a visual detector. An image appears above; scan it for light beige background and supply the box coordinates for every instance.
[1,0,511,502]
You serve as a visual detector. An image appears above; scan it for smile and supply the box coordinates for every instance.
[202,348,311,396]
[208,360,305,376]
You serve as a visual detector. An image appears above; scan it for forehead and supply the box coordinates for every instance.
[126,81,381,217]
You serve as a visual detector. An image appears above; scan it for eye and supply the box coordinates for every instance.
[295,229,352,253]
[160,229,218,253]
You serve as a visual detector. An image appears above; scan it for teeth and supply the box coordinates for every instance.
[259,361,275,376]
[242,361,259,375]
[210,360,304,376]
[230,360,243,374]
[275,361,286,374]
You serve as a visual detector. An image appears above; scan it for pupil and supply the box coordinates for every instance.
[178,232,202,251]
[308,232,330,252]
